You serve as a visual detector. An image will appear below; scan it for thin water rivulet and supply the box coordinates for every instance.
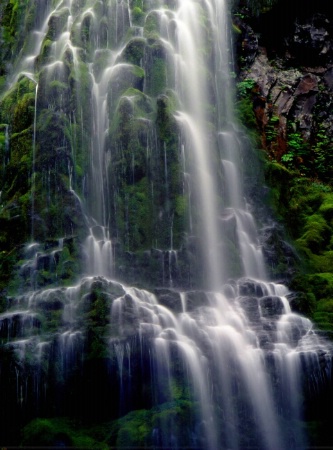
[0,0,332,448]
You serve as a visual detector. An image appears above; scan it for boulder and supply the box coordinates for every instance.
[154,288,182,313]
[260,295,285,317]
[238,278,268,297]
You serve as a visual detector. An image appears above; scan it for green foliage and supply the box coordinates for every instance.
[312,124,333,183]
[279,121,333,180]
[280,152,293,164]
[237,78,256,97]
[235,79,258,132]
[288,132,304,153]
[236,97,257,129]
[280,131,310,172]
[265,161,333,329]
[265,115,279,151]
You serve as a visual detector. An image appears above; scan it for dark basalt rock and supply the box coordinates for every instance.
[290,14,333,66]
[0,312,41,339]
[238,296,261,323]
[155,288,210,313]
[260,223,298,281]
[154,288,182,313]
[323,67,333,89]
[260,295,285,317]
[234,18,258,68]
[258,331,274,350]
[185,290,210,311]
[238,278,268,297]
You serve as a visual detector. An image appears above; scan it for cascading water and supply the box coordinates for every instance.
[0,0,332,448]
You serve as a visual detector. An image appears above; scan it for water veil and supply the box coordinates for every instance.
[0,0,332,449]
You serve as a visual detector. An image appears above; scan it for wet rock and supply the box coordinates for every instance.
[154,289,182,313]
[36,252,60,271]
[294,73,319,95]
[185,290,210,311]
[323,67,333,89]
[238,296,261,323]
[222,283,236,299]
[118,37,146,66]
[111,293,141,337]
[219,210,237,240]
[260,296,285,317]
[238,278,268,297]
[91,225,105,241]
[234,18,258,67]
[244,52,323,156]
[35,294,64,312]
[107,64,145,111]
[0,312,41,338]
[258,331,274,350]
[245,53,277,98]
[47,10,70,41]
[260,223,298,281]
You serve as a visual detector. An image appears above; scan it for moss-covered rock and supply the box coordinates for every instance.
[21,418,106,448]
[119,37,146,66]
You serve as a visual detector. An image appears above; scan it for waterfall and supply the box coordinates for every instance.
[0,0,332,448]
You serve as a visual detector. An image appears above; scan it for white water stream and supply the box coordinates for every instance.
[1,0,332,449]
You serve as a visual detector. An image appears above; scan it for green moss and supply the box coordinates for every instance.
[0,247,18,292]
[92,49,113,81]
[156,93,177,143]
[310,251,333,273]
[143,11,160,40]
[107,399,196,448]
[264,162,292,219]
[108,86,184,253]
[1,0,30,57]
[150,400,197,446]
[319,193,333,221]
[120,37,146,66]
[1,75,35,123]
[115,177,153,251]
[175,195,187,217]
[236,96,257,129]
[107,64,145,117]
[265,161,333,330]
[296,214,331,254]
[21,418,107,448]
[37,38,53,66]
[145,42,168,97]
[46,9,70,41]
[115,410,150,447]
[132,6,145,26]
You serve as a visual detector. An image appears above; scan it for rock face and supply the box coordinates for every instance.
[235,1,333,181]
[289,13,333,66]
[1,1,333,448]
